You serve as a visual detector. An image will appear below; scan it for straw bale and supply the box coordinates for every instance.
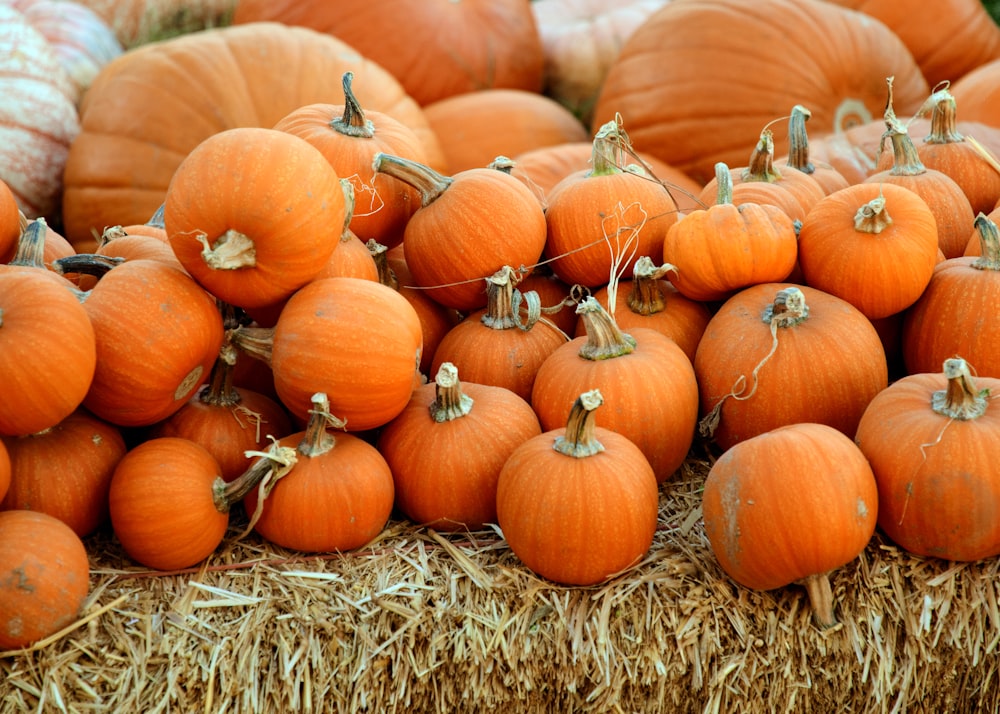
[2,456,1000,713]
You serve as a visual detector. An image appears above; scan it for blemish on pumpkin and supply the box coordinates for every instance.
[856,498,869,520]
[11,566,34,592]
[175,365,205,401]
[91,434,103,446]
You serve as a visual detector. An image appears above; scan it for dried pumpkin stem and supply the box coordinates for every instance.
[229,325,275,367]
[429,362,474,422]
[299,392,347,457]
[331,71,375,139]
[626,256,678,315]
[931,358,988,420]
[553,389,606,458]
[197,229,256,270]
[212,441,298,512]
[972,213,1000,271]
[8,218,48,268]
[575,296,636,360]
[481,266,543,331]
[923,87,964,144]
[51,253,124,278]
[197,341,242,408]
[854,194,893,234]
[741,129,782,183]
[800,572,837,629]
[372,152,453,207]
[784,104,815,174]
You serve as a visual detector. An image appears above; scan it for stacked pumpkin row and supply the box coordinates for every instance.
[5,0,1000,649]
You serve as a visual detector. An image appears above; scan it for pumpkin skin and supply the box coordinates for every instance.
[0,509,90,650]
[423,89,589,176]
[855,358,1000,562]
[165,127,346,309]
[378,362,543,531]
[62,21,444,247]
[244,394,395,553]
[0,440,9,504]
[702,422,878,628]
[591,0,929,184]
[901,214,1000,378]
[373,154,548,313]
[1,409,126,537]
[265,277,423,431]
[796,182,939,320]
[694,284,888,452]
[232,0,545,106]
[532,297,699,483]
[71,0,234,47]
[496,389,659,586]
[81,259,225,428]
[0,4,80,219]
[0,270,97,437]
[0,179,20,263]
[272,72,429,250]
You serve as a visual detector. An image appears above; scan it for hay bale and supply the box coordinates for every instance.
[1,457,997,712]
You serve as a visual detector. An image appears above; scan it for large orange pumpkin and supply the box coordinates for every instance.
[591,0,929,184]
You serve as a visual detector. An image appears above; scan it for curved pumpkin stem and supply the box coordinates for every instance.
[331,71,375,139]
[553,389,606,458]
[298,392,347,457]
[784,105,815,175]
[481,266,543,331]
[879,76,926,178]
[229,325,275,367]
[972,213,1000,271]
[740,129,782,184]
[575,296,636,360]
[625,256,678,316]
[213,439,298,513]
[9,218,49,269]
[931,358,988,421]
[800,572,837,629]
[372,152,453,207]
[429,362,474,422]
[714,162,735,206]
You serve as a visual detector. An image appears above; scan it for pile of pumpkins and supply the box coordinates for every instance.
[4,0,1000,649]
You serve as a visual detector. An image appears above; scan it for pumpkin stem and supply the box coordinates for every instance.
[800,572,837,629]
[488,156,516,174]
[972,213,1000,271]
[340,179,356,237]
[298,392,347,457]
[331,71,376,139]
[51,253,124,278]
[9,218,49,269]
[625,256,678,316]
[713,163,735,205]
[429,362,474,422]
[590,120,631,177]
[480,266,543,331]
[784,105,816,175]
[575,296,636,360]
[229,325,275,367]
[920,84,964,144]
[553,389,607,458]
[878,76,926,178]
[931,358,989,421]
[372,152,453,208]
[197,229,256,270]
[853,192,893,234]
[197,339,242,408]
[213,440,298,513]
[740,129,782,183]
[369,239,399,290]
[699,287,807,439]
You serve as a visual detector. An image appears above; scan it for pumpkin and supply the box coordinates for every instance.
[422,89,589,176]
[0,509,89,650]
[866,80,975,260]
[378,362,542,531]
[231,0,545,106]
[796,182,939,320]
[496,388,659,586]
[0,440,9,504]
[70,0,235,47]
[531,296,699,483]
[272,72,429,250]
[591,0,929,184]
[698,128,826,223]
[901,213,1000,378]
[694,284,888,452]
[429,266,569,402]
[150,335,294,483]
[10,0,122,98]
[0,269,96,437]
[109,436,283,571]
[950,58,1000,129]
[662,163,798,303]
[0,4,80,219]
[62,21,444,248]
[826,0,1000,88]
[1,409,126,537]
[702,422,878,628]
[0,179,21,263]
[580,256,711,363]
[531,0,670,123]
[244,393,394,553]
[372,152,548,312]
[80,258,225,427]
[543,119,679,288]
[232,276,423,431]
[855,357,1000,561]
[95,223,186,273]
[774,105,851,195]
[164,127,346,309]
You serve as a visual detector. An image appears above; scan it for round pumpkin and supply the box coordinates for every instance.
[0,509,90,650]
[496,388,658,586]
[702,422,878,628]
